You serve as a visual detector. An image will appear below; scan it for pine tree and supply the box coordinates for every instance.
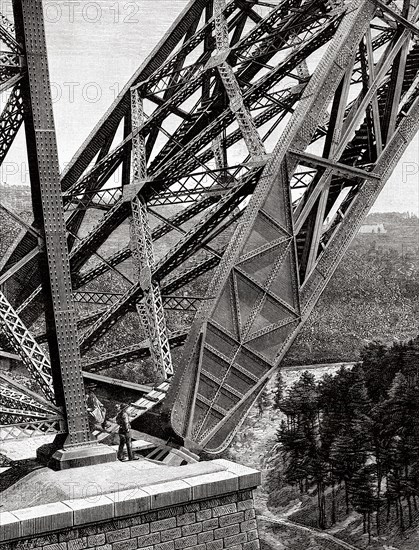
[276,372,330,526]
[379,372,419,529]
[329,419,369,516]
[273,371,285,410]
[349,465,377,543]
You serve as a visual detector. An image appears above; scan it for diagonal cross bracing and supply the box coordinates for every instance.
[0,290,54,402]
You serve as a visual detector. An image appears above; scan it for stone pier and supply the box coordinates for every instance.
[0,459,261,550]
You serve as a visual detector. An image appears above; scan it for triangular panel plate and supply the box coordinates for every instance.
[242,213,288,256]
[261,178,290,231]
[249,295,295,336]
[269,248,298,310]
[238,241,288,289]
[212,274,239,338]
[234,271,264,331]
[246,320,299,363]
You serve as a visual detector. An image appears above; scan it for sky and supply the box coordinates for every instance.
[0,0,418,215]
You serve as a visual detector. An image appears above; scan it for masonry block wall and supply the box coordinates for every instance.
[0,459,261,550]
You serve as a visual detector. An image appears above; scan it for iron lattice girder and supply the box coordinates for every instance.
[212,0,266,160]
[0,406,55,422]
[0,50,20,69]
[0,418,65,442]
[82,330,188,373]
[0,370,60,413]
[11,0,92,446]
[0,290,54,401]
[0,84,24,163]
[73,247,132,289]
[69,193,220,283]
[0,247,40,286]
[79,169,260,353]
[0,12,20,53]
[131,198,175,379]
[129,85,174,380]
[161,295,205,312]
[73,291,123,306]
[309,19,419,235]
[0,384,49,414]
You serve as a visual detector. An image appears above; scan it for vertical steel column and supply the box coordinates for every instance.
[12,0,113,464]
[129,85,174,379]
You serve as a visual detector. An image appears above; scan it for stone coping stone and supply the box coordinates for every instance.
[183,470,239,500]
[8,502,73,539]
[212,460,262,490]
[62,494,115,525]
[0,459,261,543]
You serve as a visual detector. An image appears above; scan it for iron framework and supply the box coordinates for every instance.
[0,0,418,455]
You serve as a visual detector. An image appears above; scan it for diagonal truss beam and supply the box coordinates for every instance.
[0,84,24,164]
[82,330,188,373]
[0,289,54,401]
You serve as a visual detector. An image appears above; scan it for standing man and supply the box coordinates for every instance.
[115,403,138,461]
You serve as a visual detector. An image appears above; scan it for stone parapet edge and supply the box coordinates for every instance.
[0,459,261,543]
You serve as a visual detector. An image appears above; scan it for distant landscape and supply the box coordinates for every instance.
[287,210,419,367]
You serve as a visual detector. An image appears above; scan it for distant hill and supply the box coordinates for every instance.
[2,185,416,258]
[0,184,32,213]
[360,211,418,256]
[286,212,419,366]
